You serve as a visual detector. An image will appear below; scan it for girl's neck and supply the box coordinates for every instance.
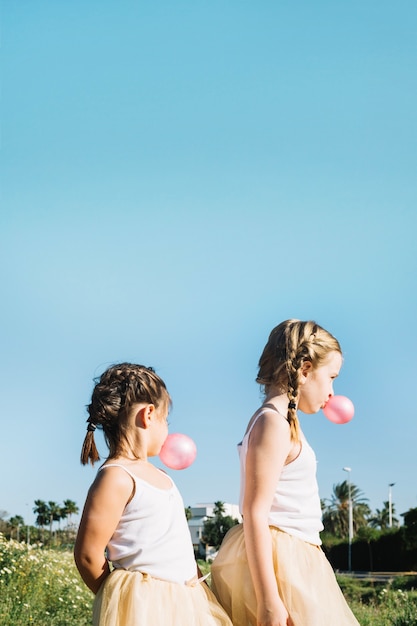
[109,453,149,463]
[263,392,290,417]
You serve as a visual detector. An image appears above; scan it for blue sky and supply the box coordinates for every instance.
[1,1,416,528]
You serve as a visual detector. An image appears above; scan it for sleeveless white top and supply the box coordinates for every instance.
[238,408,323,545]
[101,464,197,584]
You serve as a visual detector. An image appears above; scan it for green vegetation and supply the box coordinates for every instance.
[1,488,416,624]
[320,484,417,572]
[339,575,417,626]
[0,499,79,548]
[322,480,371,536]
[201,501,239,550]
[0,534,92,626]
[1,535,417,625]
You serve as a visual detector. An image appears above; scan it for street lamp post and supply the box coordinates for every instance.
[343,467,353,572]
[388,483,395,528]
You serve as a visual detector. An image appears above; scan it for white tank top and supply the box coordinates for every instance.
[238,408,323,545]
[102,464,197,584]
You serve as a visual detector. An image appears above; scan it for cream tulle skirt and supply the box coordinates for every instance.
[211,524,360,626]
[93,568,233,626]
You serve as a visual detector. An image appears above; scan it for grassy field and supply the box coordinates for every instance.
[1,535,416,625]
[338,575,417,626]
[0,534,92,625]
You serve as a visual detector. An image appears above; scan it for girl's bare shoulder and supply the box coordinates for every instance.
[92,462,135,492]
[101,459,172,490]
[246,405,290,439]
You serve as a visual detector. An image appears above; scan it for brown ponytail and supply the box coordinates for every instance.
[80,363,171,465]
[80,424,100,466]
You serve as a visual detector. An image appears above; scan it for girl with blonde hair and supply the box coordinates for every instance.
[211,320,360,626]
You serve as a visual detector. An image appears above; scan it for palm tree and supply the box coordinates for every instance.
[33,500,48,543]
[213,501,226,517]
[61,499,79,542]
[47,501,62,540]
[322,480,371,538]
[202,501,239,551]
[369,501,398,530]
[62,499,79,528]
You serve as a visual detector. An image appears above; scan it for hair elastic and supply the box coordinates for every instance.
[87,422,97,432]
[288,401,297,410]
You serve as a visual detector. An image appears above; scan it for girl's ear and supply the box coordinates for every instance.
[299,360,313,384]
[135,404,155,428]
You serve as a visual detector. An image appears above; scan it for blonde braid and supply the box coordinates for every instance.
[285,341,302,441]
[284,321,319,441]
[257,319,342,443]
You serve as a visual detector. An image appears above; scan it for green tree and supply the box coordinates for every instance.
[185,506,193,521]
[202,501,239,550]
[355,525,381,571]
[213,502,225,515]
[402,507,417,549]
[369,501,398,530]
[47,501,63,539]
[33,500,48,543]
[62,499,79,527]
[322,480,370,538]
[8,515,24,541]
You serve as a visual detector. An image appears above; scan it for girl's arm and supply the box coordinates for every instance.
[242,412,294,626]
[74,467,134,594]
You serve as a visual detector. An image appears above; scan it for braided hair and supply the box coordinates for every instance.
[80,363,171,465]
[256,320,341,442]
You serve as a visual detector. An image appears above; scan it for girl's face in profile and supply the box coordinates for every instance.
[298,351,342,414]
[149,405,170,457]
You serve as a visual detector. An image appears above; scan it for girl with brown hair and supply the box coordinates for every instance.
[74,362,232,626]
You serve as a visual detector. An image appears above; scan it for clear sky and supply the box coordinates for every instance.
[1,1,416,528]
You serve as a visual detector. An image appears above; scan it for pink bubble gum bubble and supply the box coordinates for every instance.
[159,433,197,470]
[323,395,355,424]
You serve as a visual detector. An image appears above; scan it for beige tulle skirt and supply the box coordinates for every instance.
[211,524,360,626]
[93,568,233,626]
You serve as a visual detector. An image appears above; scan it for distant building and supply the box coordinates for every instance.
[187,502,242,559]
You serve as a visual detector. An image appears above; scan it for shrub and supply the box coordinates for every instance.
[0,533,92,626]
[2,535,417,626]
